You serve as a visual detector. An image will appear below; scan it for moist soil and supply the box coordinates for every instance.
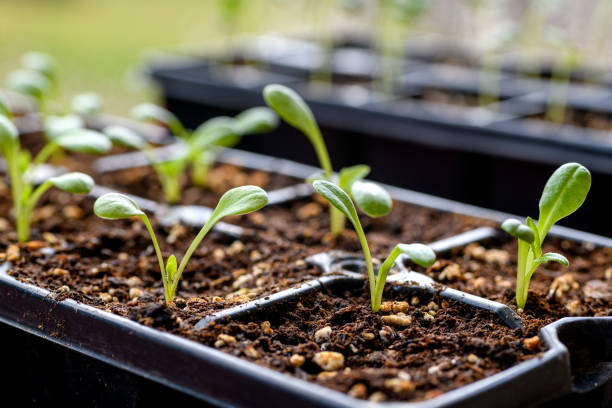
[531,109,612,132]
[0,166,609,403]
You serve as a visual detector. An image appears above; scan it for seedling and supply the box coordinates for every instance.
[377,0,432,94]
[93,185,268,303]
[263,84,392,236]
[131,103,278,203]
[6,52,57,114]
[71,92,103,117]
[0,113,97,242]
[501,163,591,310]
[312,180,435,311]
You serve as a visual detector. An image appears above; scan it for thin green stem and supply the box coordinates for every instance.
[479,53,501,107]
[515,240,530,309]
[169,217,216,300]
[32,142,59,168]
[346,216,375,306]
[330,207,346,236]
[140,214,169,302]
[372,246,401,312]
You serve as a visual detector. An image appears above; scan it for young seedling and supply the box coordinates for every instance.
[312,179,435,311]
[131,103,278,203]
[71,92,103,117]
[377,0,432,94]
[93,185,268,303]
[263,84,392,236]
[0,113,96,242]
[501,162,591,311]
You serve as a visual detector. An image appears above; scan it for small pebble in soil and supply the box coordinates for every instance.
[379,327,394,343]
[427,365,440,375]
[348,383,367,399]
[42,232,58,244]
[52,268,69,277]
[423,312,435,322]
[466,353,480,364]
[427,301,439,311]
[213,249,225,261]
[126,276,143,287]
[6,244,20,262]
[227,240,245,256]
[129,288,143,299]
[317,371,338,380]
[605,267,612,281]
[58,285,70,293]
[99,293,112,303]
[243,345,259,359]
[384,378,416,394]
[438,263,463,281]
[410,296,420,306]
[380,301,410,313]
[548,274,579,299]
[290,354,305,367]
[215,334,236,348]
[249,250,262,261]
[381,314,413,327]
[315,326,332,343]
[565,299,583,316]
[362,331,375,341]
[523,336,541,352]
[313,351,344,371]
[261,321,274,335]
[26,241,46,251]
[583,280,612,301]
[62,205,83,219]
[0,217,10,232]
[369,391,387,402]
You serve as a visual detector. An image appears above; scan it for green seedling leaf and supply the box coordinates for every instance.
[72,92,102,116]
[166,255,177,283]
[192,117,239,149]
[6,69,50,100]
[351,181,392,218]
[338,164,370,192]
[501,218,535,244]
[538,162,591,236]
[94,193,144,219]
[397,243,436,267]
[44,114,84,140]
[0,114,18,151]
[534,252,569,267]
[233,107,279,135]
[209,185,268,223]
[0,97,10,118]
[525,216,542,257]
[48,172,94,194]
[102,125,146,149]
[132,103,185,137]
[263,84,318,144]
[312,180,359,225]
[55,129,112,154]
[21,52,56,80]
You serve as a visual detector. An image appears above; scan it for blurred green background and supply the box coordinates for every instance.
[0,0,309,114]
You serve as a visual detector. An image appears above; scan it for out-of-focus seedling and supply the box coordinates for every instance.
[264,84,391,236]
[94,185,268,303]
[1,113,96,242]
[501,163,591,310]
[313,180,435,311]
[131,103,277,203]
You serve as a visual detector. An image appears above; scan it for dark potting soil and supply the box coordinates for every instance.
[1,173,610,402]
[531,109,612,132]
[423,236,612,322]
[94,162,302,207]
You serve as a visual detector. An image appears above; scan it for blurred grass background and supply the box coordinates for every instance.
[0,0,308,114]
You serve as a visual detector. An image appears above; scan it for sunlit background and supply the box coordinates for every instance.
[2,0,611,114]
